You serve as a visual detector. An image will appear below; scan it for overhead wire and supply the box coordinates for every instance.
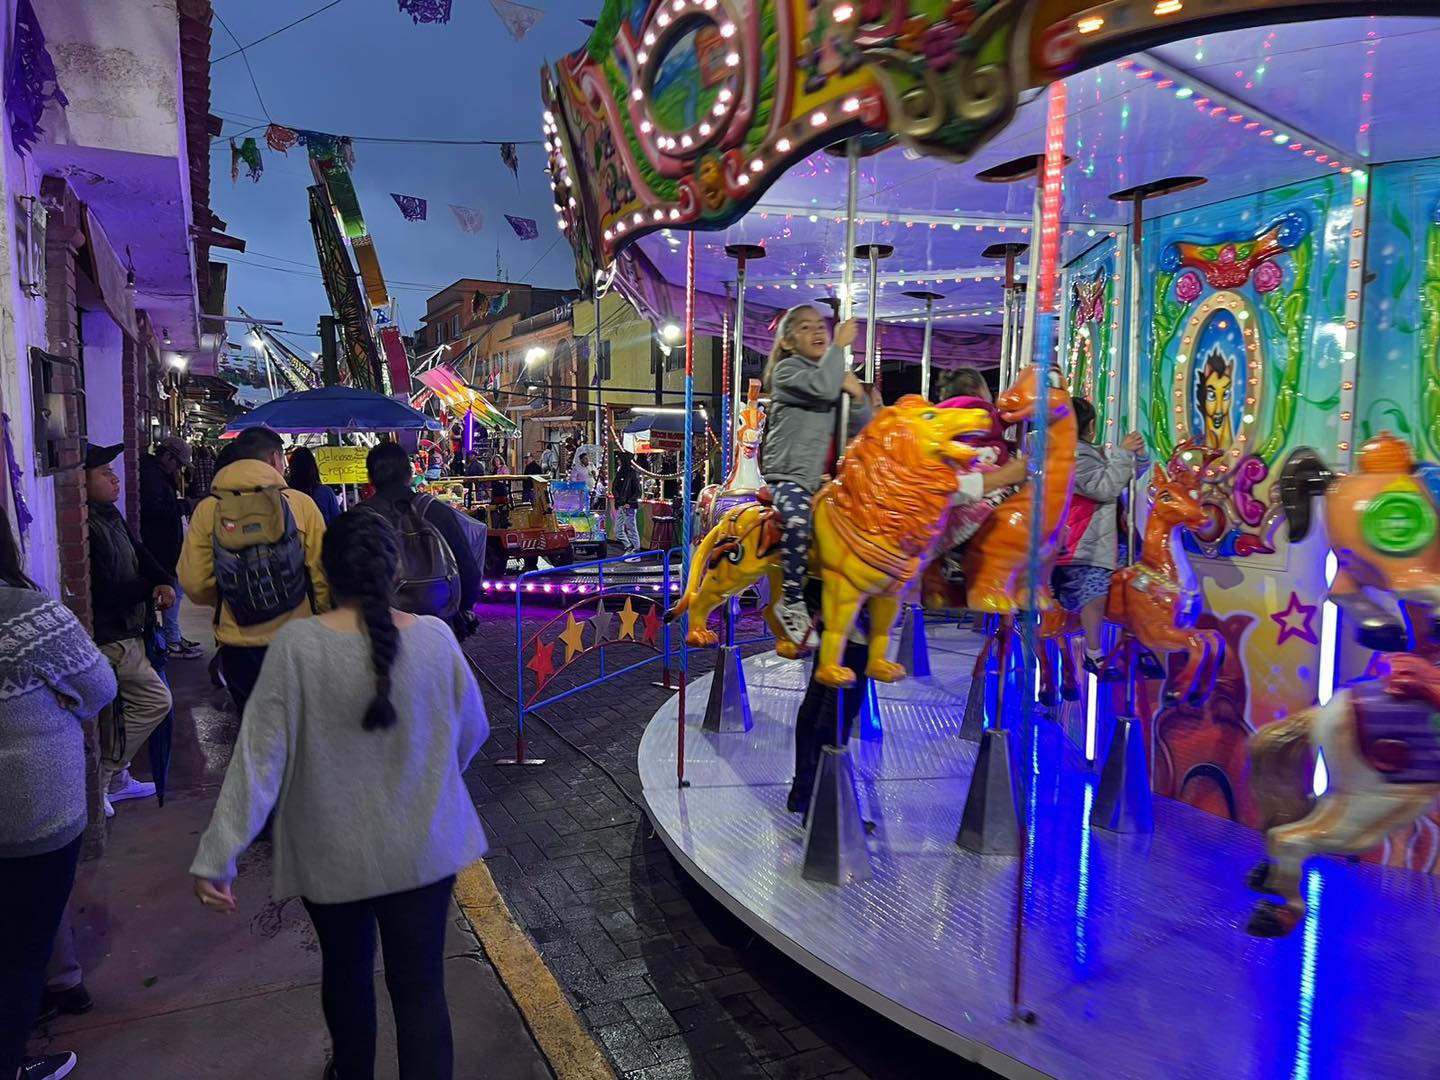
[213,10,272,122]
[213,0,348,63]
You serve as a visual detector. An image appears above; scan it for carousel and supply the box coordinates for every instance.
[538,3,1440,1077]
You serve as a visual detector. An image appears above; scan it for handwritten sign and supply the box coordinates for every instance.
[314,446,369,485]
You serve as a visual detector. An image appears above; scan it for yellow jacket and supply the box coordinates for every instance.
[179,459,331,646]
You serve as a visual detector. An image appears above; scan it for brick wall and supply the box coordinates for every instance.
[40,176,90,629]
[121,332,143,524]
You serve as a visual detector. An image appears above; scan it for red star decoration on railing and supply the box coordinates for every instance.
[641,603,663,646]
[527,637,556,689]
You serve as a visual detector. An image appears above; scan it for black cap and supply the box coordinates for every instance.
[83,441,124,470]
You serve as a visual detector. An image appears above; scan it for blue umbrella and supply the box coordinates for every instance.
[225,385,441,435]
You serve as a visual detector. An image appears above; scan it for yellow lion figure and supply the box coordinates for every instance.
[666,396,990,687]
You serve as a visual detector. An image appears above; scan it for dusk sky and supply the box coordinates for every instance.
[209,0,590,353]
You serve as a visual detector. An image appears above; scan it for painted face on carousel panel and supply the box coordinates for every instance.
[1197,347,1234,450]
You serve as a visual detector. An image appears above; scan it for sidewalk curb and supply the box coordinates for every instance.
[455,860,616,1080]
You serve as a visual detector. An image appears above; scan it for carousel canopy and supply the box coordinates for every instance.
[544,6,1440,336]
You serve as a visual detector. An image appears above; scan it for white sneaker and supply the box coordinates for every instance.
[103,795,114,819]
[774,598,818,648]
[107,770,156,805]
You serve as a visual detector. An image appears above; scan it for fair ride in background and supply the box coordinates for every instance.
[541,0,1440,1071]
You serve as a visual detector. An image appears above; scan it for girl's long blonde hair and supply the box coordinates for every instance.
[761,304,820,393]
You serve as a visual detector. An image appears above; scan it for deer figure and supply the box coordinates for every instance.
[1103,441,1225,705]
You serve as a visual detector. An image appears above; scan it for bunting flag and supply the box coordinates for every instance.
[230,137,263,182]
[398,0,452,23]
[491,0,543,41]
[7,0,68,156]
[265,123,300,154]
[505,214,539,240]
[450,204,484,233]
[500,142,519,181]
[391,193,428,221]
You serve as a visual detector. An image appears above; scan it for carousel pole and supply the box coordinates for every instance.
[724,244,767,476]
[801,137,872,886]
[903,289,944,400]
[983,244,1028,389]
[855,242,894,736]
[855,244,893,385]
[677,231,697,785]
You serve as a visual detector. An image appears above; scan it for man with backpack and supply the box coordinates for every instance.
[179,427,330,713]
[362,441,484,639]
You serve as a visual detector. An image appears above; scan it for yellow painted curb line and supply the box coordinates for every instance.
[455,860,616,1080]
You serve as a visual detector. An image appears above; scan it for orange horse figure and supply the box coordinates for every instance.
[962,365,1077,612]
[1036,442,1222,706]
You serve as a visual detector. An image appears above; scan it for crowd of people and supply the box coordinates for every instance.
[2,340,1150,1079]
[2,428,490,1080]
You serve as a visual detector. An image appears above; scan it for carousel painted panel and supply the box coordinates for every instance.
[1137,174,1353,823]
[1060,236,1120,442]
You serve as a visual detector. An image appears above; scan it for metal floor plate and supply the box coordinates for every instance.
[639,624,1440,1080]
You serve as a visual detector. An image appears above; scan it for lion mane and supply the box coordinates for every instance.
[823,399,965,556]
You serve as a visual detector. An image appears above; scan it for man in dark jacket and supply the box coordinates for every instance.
[85,441,175,816]
[612,451,643,553]
[140,435,201,659]
[364,441,483,638]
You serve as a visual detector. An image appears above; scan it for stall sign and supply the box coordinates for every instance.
[314,446,370,485]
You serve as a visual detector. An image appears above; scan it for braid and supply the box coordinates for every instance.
[321,509,402,730]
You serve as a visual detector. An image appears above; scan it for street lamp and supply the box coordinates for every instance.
[525,346,549,365]
[660,322,683,345]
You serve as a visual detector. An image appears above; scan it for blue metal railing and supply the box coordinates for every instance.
[508,547,685,762]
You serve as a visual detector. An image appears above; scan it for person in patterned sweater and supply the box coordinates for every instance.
[0,506,117,1080]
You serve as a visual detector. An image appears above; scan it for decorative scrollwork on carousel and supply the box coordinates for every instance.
[837,0,1020,161]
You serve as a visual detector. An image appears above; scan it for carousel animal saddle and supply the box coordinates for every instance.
[1351,679,1440,783]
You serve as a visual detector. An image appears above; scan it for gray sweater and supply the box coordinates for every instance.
[0,586,117,858]
[761,345,872,492]
[1067,440,1149,570]
[191,615,489,902]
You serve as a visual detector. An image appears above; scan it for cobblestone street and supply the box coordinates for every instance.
[462,603,988,1080]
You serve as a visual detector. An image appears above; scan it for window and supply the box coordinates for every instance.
[452,315,461,339]
[596,339,612,381]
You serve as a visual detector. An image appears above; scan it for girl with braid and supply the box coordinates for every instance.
[191,509,488,1080]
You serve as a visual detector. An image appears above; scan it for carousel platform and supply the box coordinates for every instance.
[638,624,1440,1080]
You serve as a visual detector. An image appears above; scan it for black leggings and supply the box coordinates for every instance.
[791,639,871,800]
[0,834,82,1077]
[302,876,455,1080]
[770,481,813,604]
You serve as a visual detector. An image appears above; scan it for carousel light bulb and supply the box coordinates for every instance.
[640,120,652,133]
[719,87,733,102]
[669,208,681,220]
[750,158,764,172]
[738,173,750,186]
[543,110,554,124]
[777,138,791,152]
[632,87,643,100]
[703,0,717,8]
[681,134,693,148]
[644,30,656,44]
[633,212,644,224]
[637,50,649,63]
[720,22,736,37]
[1154,0,1183,15]
[842,97,860,113]
[604,229,614,241]
[657,10,670,24]
[712,102,725,117]
[1273,133,1289,143]
[726,51,740,66]
[653,209,664,221]
[616,221,627,234]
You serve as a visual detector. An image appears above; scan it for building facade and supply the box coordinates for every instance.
[0,0,223,842]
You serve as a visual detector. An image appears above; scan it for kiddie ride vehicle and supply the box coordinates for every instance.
[460,475,576,577]
[549,479,608,562]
